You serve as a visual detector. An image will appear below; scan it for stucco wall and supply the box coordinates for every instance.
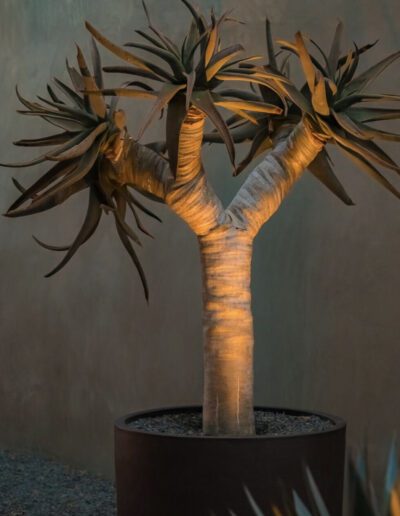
[0,0,399,481]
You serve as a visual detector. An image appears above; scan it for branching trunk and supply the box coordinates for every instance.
[118,113,324,435]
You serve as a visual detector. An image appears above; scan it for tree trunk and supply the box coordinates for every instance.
[199,226,255,435]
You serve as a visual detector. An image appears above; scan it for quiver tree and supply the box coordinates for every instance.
[2,0,400,435]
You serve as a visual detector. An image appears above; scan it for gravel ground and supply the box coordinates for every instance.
[0,449,116,516]
[130,409,334,436]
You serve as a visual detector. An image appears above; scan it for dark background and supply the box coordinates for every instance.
[0,0,399,483]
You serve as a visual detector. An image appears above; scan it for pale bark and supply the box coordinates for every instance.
[116,114,324,435]
[227,119,324,237]
[200,226,255,434]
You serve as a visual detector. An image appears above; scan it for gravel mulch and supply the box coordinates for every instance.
[0,449,116,516]
[130,409,334,436]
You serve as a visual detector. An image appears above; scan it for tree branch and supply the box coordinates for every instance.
[226,119,325,237]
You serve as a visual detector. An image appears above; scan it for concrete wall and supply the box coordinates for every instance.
[0,0,399,481]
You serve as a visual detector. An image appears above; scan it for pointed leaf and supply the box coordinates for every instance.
[312,72,330,115]
[328,21,343,76]
[76,45,106,118]
[243,486,264,516]
[33,235,70,252]
[102,65,165,82]
[45,188,102,277]
[308,150,354,205]
[265,18,277,69]
[137,83,185,140]
[90,37,104,89]
[85,21,152,72]
[295,32,316,93]
[185,70,196,111]
[338,144,400,199]
[344,50,400,95]
[13,132,73,147]
[192,89,235,167]
[206,45,243,81]
[47,122,107,161]
[331,110,372,140]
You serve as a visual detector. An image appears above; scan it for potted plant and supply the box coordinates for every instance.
[2,1,399,514]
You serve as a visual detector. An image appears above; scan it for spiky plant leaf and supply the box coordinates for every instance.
[2,46,158,298]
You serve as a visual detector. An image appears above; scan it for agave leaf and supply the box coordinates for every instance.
[13,132,73,147]
[85,21,152,72]
[312,72,330,115]
[42,115,86,133]
[33,236,70,252]
[337,40,378,68]
[213,97,282,115]
[5,178,86,217]
[115,212,149,300]
[124,42,185,78]
[135,29,164,50]
[102,65,165,82]
[0,152,50,169]
[192,89,235,167]
[53,78,85,109]
[318,116,400,172]
[204,16,218,67]
[305,468,330,516]
[141,0,180,57]
[392,490,400,516]
[308,150,354,205]
[382,438,398,515]
[310,39,330,75]
[182,20,198,66]
[35,96,98,124]
[94,88,156,100]
[295,32,316,94]
[15,86,46,112]
[344,50,400,95]
[66,59,85,93]
[124,196,153,238]
[243,486,264,516]
[331,110,372,140]
[206,45,243,81]
[265,18,277,69]
[235,125,271,175]
[90,37,103,89]
[348,457,376,516]
[11,178,27,194]
[356,123,400,142]
[185,70,196,111]
[293,491,312,516]
[338,145,400,199]
[279,81,313,115]
[114,194,142,246]
[11,136,102,216]
[47,122,108,161]
[7,160,79,212]
[76,45,106,118]
[137,83,186,140]
[126,187,162,221]
[45,188,102,277]
[181,0,206,36]
[47,84,64,104]
[218,89,262,102]
[166,94,187,176]
[346,107,400,123]
[328,21,343,77]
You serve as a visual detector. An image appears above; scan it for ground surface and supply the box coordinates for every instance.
[0,450,116,515]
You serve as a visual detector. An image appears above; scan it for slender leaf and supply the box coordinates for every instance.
[295,32,316,93]
[13,132,72,148]
[45,188,102,277]
[328,21,343,76]
[85,21,152,71]
[90,37,103,89]
[308,150,354,205]
[191,89,235,167]
[48,122,107,161]
[166,94,187,176]
[137,83,185,140]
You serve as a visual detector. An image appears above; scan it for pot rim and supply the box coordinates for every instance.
[115,405,346,440]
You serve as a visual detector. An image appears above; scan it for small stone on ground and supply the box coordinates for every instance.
[0,449,116,515]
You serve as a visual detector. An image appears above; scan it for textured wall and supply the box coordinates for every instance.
[0,0,399,480]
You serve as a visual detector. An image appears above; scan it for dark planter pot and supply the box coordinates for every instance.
[115,406,346,516]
